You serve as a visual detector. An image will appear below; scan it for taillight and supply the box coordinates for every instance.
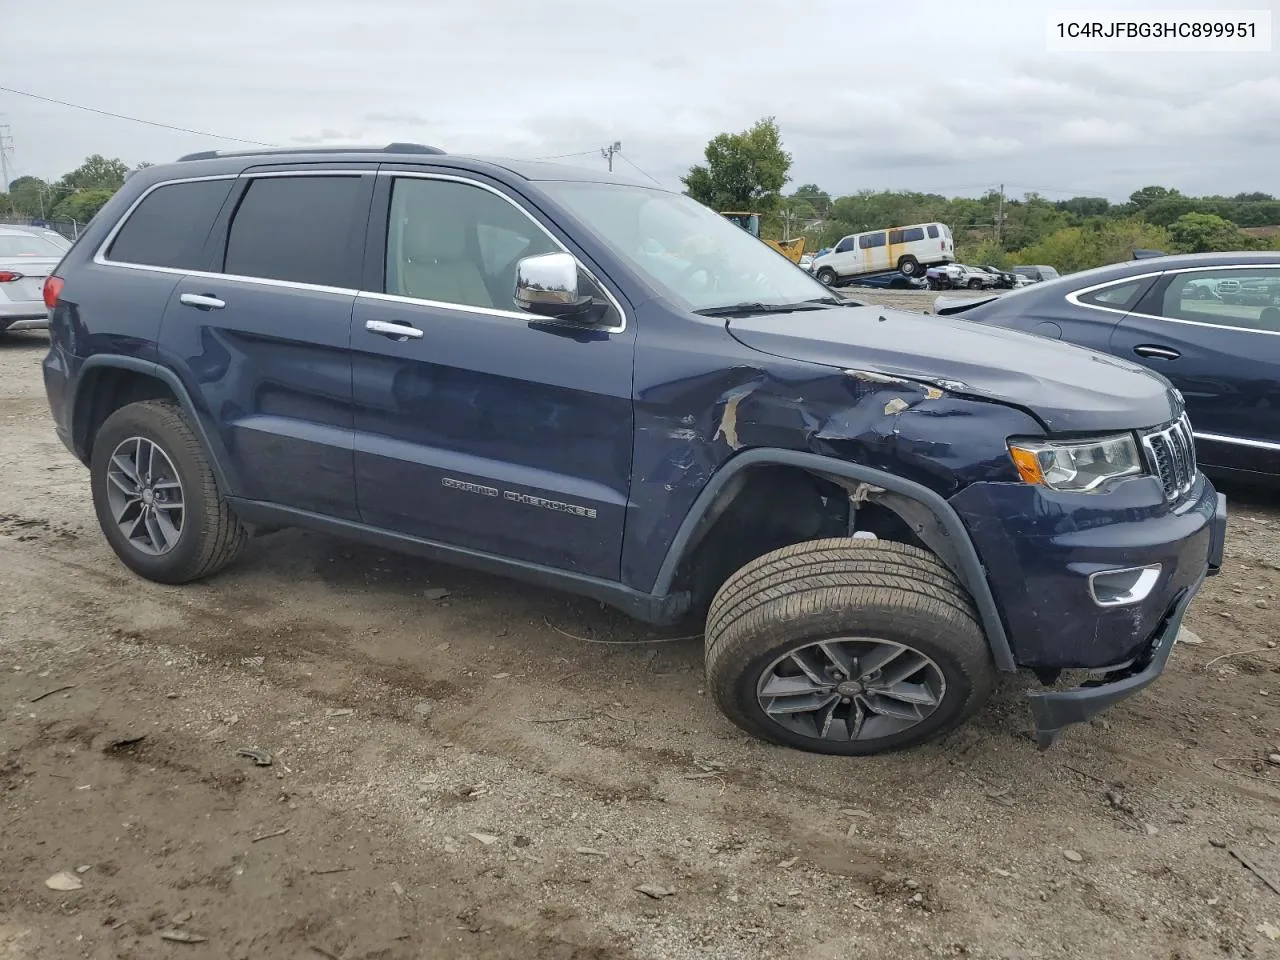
[0,271,23,283]
[43,276,64,309]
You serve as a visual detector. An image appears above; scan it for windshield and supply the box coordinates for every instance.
[0,233,65,257]
[542,182,830,311]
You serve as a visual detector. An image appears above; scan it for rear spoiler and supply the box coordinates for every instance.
[933,293,1002,316]
[1132,248,1167,259]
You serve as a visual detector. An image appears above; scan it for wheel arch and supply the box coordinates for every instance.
[70,355,241,496]
[650,448,1016,672]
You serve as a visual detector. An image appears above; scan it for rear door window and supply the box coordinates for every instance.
[222,175,369,288]
[106,179,235,270]
[1157,268,1280,332]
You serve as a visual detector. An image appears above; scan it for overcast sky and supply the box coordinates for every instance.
[4,0,1277,201]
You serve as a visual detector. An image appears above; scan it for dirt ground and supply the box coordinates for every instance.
[3,304,1280,959]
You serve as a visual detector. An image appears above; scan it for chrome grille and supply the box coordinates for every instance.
[1142,415,1197,502]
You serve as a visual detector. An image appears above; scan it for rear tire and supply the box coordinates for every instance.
[705,538,995,755]
[816,268,837,287]
[967,278,983,289]
[90,400,247,584]
[898,256,921,276]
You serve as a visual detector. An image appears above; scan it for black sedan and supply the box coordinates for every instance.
[936,252,1280,483]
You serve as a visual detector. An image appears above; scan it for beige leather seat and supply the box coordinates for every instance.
[397,209,493,309]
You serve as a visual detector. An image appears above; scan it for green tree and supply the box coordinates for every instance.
[791,183,830,217]
[1057,196,1112,219]
[4,176,56,217]
[1128,185,1179,211]
[60,154,129,192]
[1168,212,1254,253]
[51,188,116,224]
[1000,193,1067,251]
[682,117,792,216]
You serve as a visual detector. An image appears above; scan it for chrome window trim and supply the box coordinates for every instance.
[91,169,630,335]
[370,170,628,335]
[1066,264,1280,337]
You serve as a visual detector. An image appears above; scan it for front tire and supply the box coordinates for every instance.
[704,539,995,755]
[816,268,837,287]
[90,400,247,584]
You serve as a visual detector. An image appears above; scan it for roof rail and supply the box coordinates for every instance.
[177,143,446,162]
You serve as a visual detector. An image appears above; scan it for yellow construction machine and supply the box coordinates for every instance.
[720,212,805,264]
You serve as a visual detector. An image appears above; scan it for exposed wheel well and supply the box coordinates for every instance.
[73,368,178,462]
[671,465,929,621]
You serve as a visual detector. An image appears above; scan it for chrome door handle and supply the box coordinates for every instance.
[365,319,423,340]
[1133,344,1180,360]
[179,293,225,310]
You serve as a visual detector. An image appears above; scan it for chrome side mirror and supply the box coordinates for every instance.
[514,252,594,320]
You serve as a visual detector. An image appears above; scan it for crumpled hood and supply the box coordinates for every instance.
[728,305,1178,432]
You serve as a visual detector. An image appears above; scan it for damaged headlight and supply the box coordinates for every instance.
[1007,433,1143,493]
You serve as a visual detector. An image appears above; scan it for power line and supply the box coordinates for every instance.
[617,152,662,185]
[0,85,272,146]
[531,149,601,161]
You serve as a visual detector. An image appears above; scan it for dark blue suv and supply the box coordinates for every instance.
[41,144,1226,754]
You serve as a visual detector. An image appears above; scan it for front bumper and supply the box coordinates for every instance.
[1027,505,1220,749]
[951,477,1225,747]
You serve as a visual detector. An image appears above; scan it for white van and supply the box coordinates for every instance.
[811,222,954,286]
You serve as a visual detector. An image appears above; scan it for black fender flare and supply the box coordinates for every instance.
[649,448,1016,672]
[71,354,242,496]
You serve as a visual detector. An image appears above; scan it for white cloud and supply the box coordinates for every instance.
[2,0,1274,202]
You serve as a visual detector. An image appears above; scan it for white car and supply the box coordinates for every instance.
[811,222,954,286]
[0,226,64,334]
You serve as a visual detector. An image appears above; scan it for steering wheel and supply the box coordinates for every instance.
[678,253,724,294]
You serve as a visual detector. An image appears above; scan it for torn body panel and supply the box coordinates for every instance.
[623,301,1041,594]
[725,305,1180,432]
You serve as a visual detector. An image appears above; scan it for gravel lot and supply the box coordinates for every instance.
[3,306,1280,959]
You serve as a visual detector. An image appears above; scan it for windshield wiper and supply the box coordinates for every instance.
[693,301,829,317]
[801,296,861,306]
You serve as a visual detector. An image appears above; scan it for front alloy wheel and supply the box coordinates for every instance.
[758,637,946,742]
[704,538,996,755]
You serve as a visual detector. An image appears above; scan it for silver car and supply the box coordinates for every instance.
[0,226,65,333]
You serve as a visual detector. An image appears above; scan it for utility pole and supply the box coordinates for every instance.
[600,141,621,173]
[996,183,1005,245]
[0,124,13,196]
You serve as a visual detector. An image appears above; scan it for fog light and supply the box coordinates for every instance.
[1088,564,1162,607]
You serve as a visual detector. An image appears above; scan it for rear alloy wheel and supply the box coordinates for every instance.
[816,267,837,287]
[91,400,247,584]
[705,538,995,755]
[898,256,921,276]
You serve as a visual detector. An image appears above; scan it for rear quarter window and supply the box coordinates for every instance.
[105,179,236,270]
[927,225,939,239]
